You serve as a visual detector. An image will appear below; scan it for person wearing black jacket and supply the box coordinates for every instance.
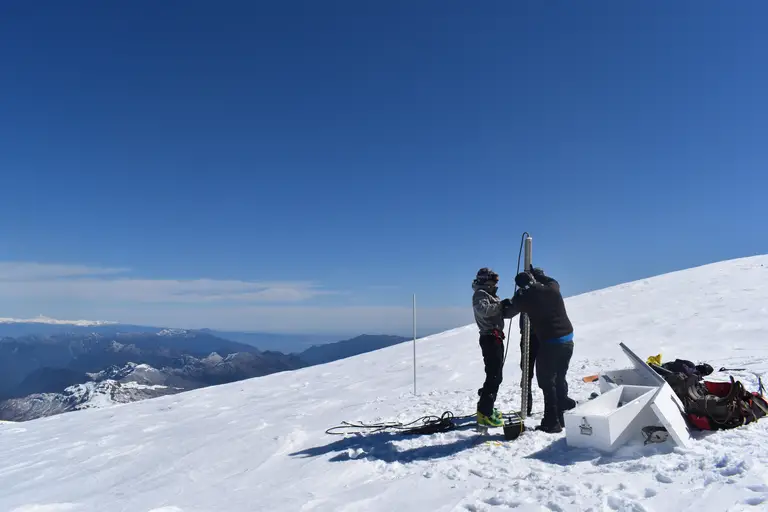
[508,268,576,433]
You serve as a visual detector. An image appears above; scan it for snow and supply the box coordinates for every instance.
[0,315,116,326]
[119,381,170,391]
[2,255,768,511]
[157,328,190,337]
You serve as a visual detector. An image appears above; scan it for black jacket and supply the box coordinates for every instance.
[508,273,573,343]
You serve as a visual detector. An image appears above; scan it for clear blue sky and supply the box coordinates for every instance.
[1,1,766,335]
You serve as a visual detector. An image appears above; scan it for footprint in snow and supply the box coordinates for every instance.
[545,501,564,512]
[606,494,648,512]
[483,496,521,508]
[743,496,767,506]
[720,460,748,477]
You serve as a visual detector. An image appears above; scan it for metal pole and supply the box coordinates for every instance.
[413,293,416,395]
[520,235,533,419]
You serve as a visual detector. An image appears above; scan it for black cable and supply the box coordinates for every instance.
[326,411,469,436]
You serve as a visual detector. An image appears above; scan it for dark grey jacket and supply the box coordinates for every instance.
[472,283,516,336]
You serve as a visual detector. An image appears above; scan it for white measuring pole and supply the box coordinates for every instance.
[412,293,417,395]
[520,235,533,419]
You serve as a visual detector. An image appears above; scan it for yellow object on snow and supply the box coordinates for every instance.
[646,354,662,366]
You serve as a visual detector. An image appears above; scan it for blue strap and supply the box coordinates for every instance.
[545,332,574,343]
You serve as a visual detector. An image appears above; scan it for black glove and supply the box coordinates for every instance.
[531,267,545,278]
[501,298,512,308]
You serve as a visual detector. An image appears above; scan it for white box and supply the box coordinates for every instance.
[564,384,660,452]
[564,343,693,453]
[598,368,659,394]
[598,342,666,393]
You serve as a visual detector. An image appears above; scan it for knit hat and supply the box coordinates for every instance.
[474,267,499,286]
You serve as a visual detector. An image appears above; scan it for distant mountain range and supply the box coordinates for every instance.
[300,334,410,365]
[197,329,342,353]
[0,318,411,422]
[0,317,348,353]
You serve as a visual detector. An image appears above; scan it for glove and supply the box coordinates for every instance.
[501,298,512,308]
[531,267,545,278]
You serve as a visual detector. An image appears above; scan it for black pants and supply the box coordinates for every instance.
[477,334,504,417]
[520,333,539,416]
[536,341,574,426]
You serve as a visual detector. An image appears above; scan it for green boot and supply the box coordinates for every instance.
[477,410,503,428]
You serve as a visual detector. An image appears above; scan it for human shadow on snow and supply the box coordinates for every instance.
[290,417,502,464]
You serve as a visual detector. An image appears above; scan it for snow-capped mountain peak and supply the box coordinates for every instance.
[157,328,191,337]
[0,315,117,326]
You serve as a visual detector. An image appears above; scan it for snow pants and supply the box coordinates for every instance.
[536,340,574,427]
[477,333,504,417]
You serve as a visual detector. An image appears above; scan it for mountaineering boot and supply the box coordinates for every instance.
[492,408,503,422]
[538,402,563,434]
[477,411,503,428]
[535,422,563,434]
[560,397,577,411]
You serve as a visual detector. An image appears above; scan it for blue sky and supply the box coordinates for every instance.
[1,1,766,335]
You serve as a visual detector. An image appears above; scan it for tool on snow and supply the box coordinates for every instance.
[641,426,670,445]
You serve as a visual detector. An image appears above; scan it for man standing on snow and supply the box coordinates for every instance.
[472,267,518,428]
[508,267,576,433]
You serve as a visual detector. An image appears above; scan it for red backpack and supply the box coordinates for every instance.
[676,376,768,431]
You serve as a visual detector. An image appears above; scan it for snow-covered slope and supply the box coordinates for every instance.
[2,256,768,511]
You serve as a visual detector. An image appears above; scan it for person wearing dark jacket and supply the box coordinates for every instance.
[471,267,517,427]
[507,268,576,433]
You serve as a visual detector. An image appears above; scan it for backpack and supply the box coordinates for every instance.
[664,373,768,431]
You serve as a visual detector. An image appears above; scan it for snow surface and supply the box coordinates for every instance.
[2,256,768,511]
[0,315,116,326]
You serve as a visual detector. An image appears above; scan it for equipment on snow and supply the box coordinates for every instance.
[519,234,533,420]
[641,426,669,445]
[326,411,462,436]
[652,365,768,431]
[503,412,525,440]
